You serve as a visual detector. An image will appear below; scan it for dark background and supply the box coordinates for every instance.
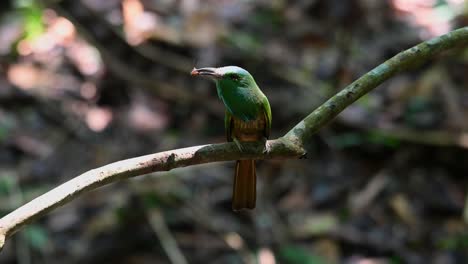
[1,0,468,263]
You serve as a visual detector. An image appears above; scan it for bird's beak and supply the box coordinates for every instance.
[191,67,222,79]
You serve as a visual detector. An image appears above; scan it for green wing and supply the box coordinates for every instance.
[225,110,234,142]
[262,96,272,139]
[225,96,271,141]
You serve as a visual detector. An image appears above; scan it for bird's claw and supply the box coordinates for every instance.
[261,138,269,154]
[233,138,245,152]
[233,138,269,153]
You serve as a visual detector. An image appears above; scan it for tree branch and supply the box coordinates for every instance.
[0,139,304,250]
[285,27,468,145]
[0,27,467,251]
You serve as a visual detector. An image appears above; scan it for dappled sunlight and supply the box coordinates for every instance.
[47,16,75,43]
[80,82,97,100]
[7,64,50,90]
[258,248,276,264]
[224,232,244,250]
[122,0,157,45]
[7,63,81,98]
[9,8,102,101]
[66,41,102,76]
[85,107,113,132]
[0,19,23,55]
[459,134,468,148]
[17,10,75,56]
[127,103,168,132]
[354,259,383,264]
[391,0,465,38]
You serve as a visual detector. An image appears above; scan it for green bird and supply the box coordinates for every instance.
[191,66,271,210]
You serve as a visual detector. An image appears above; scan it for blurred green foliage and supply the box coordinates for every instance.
[0,115,14,143]
[24,225,49,251]
[279,245,327,264]
[251,8,283,30]
[438,233,468,250]
[331,131,400,149]
[14,0,44,40]
[223,31,262,55]
[0,174,15,195]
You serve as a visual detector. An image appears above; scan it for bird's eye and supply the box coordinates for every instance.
[230,74,240,81]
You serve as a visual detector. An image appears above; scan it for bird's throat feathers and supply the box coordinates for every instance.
[215,79,264,121]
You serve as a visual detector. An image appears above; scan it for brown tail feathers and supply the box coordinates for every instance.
[232,160,256,211]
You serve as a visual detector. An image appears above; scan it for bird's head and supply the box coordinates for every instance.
[191,66,256,89]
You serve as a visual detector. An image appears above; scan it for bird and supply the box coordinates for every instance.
[191,66,271,211]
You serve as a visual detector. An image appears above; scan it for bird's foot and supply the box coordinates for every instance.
[233,138,269,153]
[261,137,269,154]
[233,138,245,152]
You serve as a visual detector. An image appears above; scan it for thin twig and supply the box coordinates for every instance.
[146,209,188,264]
[285,27,468,145]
